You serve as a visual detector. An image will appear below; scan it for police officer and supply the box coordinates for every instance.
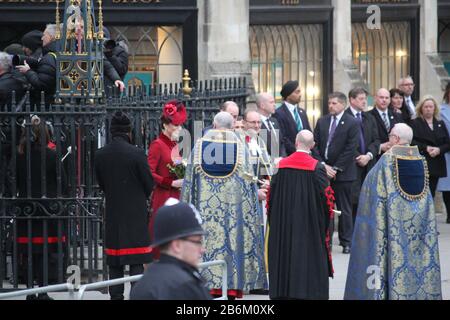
[130,199,212,300]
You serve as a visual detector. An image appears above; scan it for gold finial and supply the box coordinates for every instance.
[182,69,192,97]
[97,0,104,39]
[55,0,61,39]
[87,0,93,40]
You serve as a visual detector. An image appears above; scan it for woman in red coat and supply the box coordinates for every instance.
[148,101,187,249]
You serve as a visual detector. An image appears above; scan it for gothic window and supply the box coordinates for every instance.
[352,22,410,96]
[250,24,323,124]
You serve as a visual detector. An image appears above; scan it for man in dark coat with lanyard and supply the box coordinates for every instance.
[268,130,333,300]
[130,199,212,300]
[95,111,154,300]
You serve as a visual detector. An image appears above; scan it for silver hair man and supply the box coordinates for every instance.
[390,123,413,145]
[213,111,234,130]
[44,24,63,38]
[0,52,12,74]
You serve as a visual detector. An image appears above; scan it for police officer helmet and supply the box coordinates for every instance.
[152,199,206,247]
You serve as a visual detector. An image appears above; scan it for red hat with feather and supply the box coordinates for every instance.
[161,100,187,126]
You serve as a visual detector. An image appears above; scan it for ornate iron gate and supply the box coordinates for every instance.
[0,79,247,291]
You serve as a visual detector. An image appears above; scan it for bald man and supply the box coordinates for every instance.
[369,88,404,158]
[268,130,333,300]
[256,93,285,157]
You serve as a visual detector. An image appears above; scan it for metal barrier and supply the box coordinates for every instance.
[0,283,75,300]
[76,260,228,300]
[0,260,227,300]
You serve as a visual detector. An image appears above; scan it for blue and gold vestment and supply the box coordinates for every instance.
[344,145,442,300]
[181,130,268,293]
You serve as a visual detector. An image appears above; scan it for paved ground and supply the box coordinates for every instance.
[3,213,450,300]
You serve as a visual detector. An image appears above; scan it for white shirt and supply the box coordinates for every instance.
[285,102,303,128]
[260,114,277,139]
[376,107,391,129]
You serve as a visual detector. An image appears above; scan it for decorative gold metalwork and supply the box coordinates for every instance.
[69,70,80,82]
[97,0,104,39]
[87,0,93,40]
[182,69,192,97]
[56,0,61,39]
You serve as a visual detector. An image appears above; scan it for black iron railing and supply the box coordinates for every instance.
[0,78,247,290]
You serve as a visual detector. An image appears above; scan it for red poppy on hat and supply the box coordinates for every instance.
[162,100,187,126]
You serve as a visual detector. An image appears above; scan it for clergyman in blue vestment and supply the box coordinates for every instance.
[344,123,442,300]
[181,112,268,298]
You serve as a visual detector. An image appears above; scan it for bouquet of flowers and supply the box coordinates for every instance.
[167,158,187,179]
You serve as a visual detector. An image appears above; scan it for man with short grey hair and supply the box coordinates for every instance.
[388,123,413,146]
[398,76,416,118]
[213,111,234,130]
[16,24,60,107]
[182,104,267,299]
[0,51,27,108]
[345,121,441,300]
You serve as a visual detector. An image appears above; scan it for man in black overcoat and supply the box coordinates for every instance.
[268,130,333,300]
[95,111,154,300]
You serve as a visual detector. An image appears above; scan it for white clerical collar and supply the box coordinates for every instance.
[296,149,311,154]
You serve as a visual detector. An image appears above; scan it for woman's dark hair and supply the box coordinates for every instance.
[444,82,450,104]
[389,88,405,99]
[160,116,172,131]
[18,116,50,155]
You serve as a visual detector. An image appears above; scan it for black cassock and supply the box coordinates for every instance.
[268,152,332,300]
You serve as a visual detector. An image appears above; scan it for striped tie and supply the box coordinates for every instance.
[382,112,390,132]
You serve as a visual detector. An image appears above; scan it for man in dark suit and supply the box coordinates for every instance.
[202,101,240,135]
[369,88,404,159]
[345,88,380,224]
[273,80,311,155]
[313,92,359,254]
[256,92,285,158]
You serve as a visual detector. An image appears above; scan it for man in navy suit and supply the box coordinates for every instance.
[313,92,359,254]
[369,88,404,159]
[345,88,380,224]
[273,81,311,155]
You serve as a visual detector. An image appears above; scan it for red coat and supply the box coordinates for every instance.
[147,133,181,238]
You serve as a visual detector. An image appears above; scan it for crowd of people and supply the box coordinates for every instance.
[0,25,126,110]
[1,27,448,300]
[94,76,448,300]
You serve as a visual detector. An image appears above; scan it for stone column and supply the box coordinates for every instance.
[419,0,449,102]
[197,0,251,81]
[332,0,366,95]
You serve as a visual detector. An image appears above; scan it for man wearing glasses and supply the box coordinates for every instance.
[398,76,417,118]
[130,199,212,300]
